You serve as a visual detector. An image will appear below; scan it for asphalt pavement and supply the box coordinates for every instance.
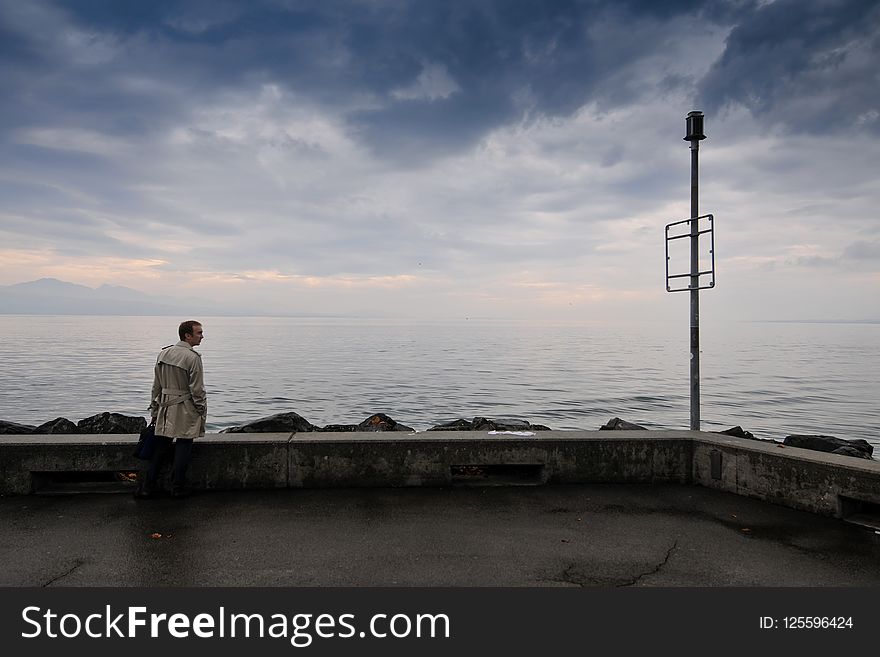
[2,483,879,586]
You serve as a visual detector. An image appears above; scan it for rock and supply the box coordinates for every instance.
[717,426,756,440]
[830,446,872,459]
[222,411,316,433]
[319,424,359,432]
[33,417,79,434]
[357,413,414,432]
[717,426,779,444]
[77,412,147,434]
[0,420,35,434]
[319,413,414,433]
[474,417,551,431]
[782,435,873,460]
[473,417,527,431]
[599,417,647,430]
[428,417,552,431]
[428,418,475,431]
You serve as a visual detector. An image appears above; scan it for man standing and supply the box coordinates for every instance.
[137,320,207,499]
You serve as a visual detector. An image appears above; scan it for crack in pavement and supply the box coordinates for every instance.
[533,563,588,587]
[42,558,85,587]
[550,564,587,587]
[537,541,680,587]
[617,541,679,587]
[536,564,618,587]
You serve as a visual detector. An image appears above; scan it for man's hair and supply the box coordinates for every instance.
[178,320,202,341]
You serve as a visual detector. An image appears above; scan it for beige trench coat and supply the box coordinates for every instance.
[148,341,207,439]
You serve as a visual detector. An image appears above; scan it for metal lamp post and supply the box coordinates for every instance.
[665,112,714,430]
[685,111,706,430]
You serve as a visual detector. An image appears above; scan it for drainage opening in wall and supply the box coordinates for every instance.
[839,496,880,531]
[32,471,139,494]
[451,464,545,486]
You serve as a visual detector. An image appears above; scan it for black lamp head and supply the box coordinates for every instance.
[685,111,706,141]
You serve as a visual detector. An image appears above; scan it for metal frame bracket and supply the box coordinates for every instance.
[665,213,715,292]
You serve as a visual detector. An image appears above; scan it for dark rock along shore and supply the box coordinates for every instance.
[0,412,874,460]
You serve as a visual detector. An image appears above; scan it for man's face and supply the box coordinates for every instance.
[185,324,204,347]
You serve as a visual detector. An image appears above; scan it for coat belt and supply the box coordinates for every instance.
[159,387,191,407]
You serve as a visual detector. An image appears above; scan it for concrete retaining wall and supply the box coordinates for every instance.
[288,432,693,488]
[1,431,878,520]
[692,433,880,517]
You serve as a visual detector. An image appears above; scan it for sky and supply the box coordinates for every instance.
[1,0,878,321]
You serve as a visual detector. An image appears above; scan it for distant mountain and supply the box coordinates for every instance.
[0,278,214,316]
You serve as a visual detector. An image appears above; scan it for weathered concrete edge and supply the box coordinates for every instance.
[692,433,880,517]
[1,431,878,519]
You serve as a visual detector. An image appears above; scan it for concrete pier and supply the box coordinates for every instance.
[1,431,878,524]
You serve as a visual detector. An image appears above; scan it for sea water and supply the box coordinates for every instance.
[0,315,877,452]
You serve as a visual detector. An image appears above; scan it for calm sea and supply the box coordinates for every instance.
[1,316,878,452]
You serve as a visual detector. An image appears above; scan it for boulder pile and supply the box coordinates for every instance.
[0,413,146,435]
[1,412,875,460]
[222,412,414,433]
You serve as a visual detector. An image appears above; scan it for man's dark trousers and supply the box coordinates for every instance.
[143,435,194,494]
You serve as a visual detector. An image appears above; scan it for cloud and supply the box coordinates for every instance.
[391,63,461,102]
[163,0,243,34]
[0,1,763,161]
[699,0,880,135]
[788,255,837,268]
[15,127,131,156]
[843,240,880,262]
[0,0,877,321]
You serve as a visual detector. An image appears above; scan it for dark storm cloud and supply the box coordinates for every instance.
[0,0,745,160]
[4,0,872,161]
[323,0,740,156]
[699,0,880,134]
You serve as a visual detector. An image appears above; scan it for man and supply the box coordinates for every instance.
[137,320,207,499]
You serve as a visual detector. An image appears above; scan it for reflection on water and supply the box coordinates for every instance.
[0,316,878,451]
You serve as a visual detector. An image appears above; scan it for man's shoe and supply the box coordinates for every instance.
[133,489,155,499]
[171,487,192,499]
